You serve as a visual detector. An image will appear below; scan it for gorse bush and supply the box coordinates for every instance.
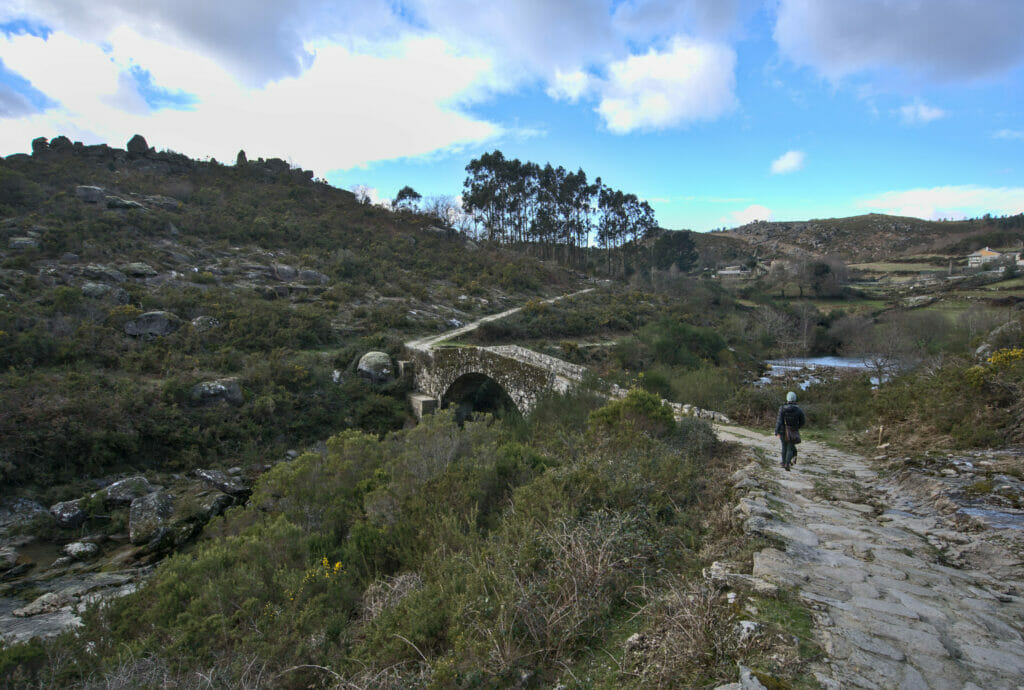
[21,390,731,687]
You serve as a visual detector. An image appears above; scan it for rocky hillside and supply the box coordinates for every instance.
[719,213,1024,262]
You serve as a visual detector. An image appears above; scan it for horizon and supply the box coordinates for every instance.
[2,1,1023,231]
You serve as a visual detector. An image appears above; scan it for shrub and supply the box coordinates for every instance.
[588,388,675,438]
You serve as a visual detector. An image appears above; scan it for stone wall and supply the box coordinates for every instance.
[408,345,580,415]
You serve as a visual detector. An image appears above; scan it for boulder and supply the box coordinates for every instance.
[50,499,86,528]
[0,498,48,533]
[63,541,100,560]
[82,264,127,283]
[49,135,72,151]
[197,492,235,520]
[357,351,393,384]
[61,252,80,263]
[0,546,18,572]
[75,186,105,203]
[81,282,112,299]
[191,315,220,332]
[272,264,298,281]
[31,137,48,155]
[194,469,250,498]
[298,269,328,285]
[189,378,244,406]
[106,196,146,210]
[98,476,153,506]
[143,195,181,211]
[122,262,158,277]
[13,592,70,617]
[125,311,182,337]
[129,492,174,545]
[126,134,149,155]
[8,237,40,251]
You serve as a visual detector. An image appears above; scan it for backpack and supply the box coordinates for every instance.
[782,405,802,444]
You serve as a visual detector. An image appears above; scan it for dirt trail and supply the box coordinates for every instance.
[715,424,1024,689]
[405,288,594,352]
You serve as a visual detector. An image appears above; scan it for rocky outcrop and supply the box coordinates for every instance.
[63,541,100,560]
[13,592,70,618]
[81,264,127,283]
[124,311,182,337]
[128,492,174,545]
[190,315,220,332]
[8,237,40,251]
[98,476,154,506]
[81,282,129,303]
[189,378,244,406]
[298,269,329,285]
[122,262,158,277]
[194,469,251,498]
[126,134,150,156]
[75,185,104,203]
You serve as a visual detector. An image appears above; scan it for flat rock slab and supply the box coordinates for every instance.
[715,425,1024,689]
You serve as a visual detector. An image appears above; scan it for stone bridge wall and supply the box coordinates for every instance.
[406,345,578,415]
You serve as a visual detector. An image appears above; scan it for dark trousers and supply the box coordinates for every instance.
[781,440,797,467]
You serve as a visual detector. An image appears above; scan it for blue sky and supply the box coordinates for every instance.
[1,1,1023,231]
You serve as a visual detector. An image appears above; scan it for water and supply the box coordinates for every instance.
[759,356,881,388]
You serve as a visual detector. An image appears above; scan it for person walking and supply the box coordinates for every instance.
[775,391,805,471]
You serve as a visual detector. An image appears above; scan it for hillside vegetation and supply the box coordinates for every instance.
[2,136,1024,688]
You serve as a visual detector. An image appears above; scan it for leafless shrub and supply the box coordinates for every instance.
[628,579,751,688]
[361,572,424,621]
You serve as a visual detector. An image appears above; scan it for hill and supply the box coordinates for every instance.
[718,213,1024,263]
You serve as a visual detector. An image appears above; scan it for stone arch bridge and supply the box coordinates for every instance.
[402,343,587,418]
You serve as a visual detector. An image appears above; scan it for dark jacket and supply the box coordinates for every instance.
[775,403,806,436]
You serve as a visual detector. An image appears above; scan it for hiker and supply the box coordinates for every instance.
[775,391,805,471]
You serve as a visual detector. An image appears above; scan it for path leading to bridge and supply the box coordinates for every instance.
[405,287,595,353]
[715,424,1024,689]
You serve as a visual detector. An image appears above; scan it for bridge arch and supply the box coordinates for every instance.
[441,372,519,421]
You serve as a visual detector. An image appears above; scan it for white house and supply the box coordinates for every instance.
[967,246,1002,268]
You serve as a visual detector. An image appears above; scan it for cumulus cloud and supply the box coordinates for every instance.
[774,0,1024,82]
[0,29,501,171]
[595,36,736,133]
[899,102,945,125]
[546,69,594,103]
[730,204,773,225]
[857,185,1024,220]
[770,150,804,174]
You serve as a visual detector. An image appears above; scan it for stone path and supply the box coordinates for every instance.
[715,424,1024,689]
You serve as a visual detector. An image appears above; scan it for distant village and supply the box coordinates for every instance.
[714,245,1024,280]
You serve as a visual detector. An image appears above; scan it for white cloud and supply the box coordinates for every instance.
[595,36,737,133]
[994,129,1024,141]
[774,0,1024,82]
[730,204,773,225]
[546,69,593,103]
[857,185,1024,220]
[899,102,945,125]
[0,30,502,172]
[770,150,805,174]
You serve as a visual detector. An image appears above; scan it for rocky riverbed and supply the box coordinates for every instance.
[0,463,273,646]
[712,425,1024,688]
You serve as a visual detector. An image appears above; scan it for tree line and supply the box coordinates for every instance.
[461,150,658,273]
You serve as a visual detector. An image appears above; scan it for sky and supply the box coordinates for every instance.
[1,0,1023,232]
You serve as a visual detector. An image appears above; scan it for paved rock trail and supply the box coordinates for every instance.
[715,424,1024,689]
